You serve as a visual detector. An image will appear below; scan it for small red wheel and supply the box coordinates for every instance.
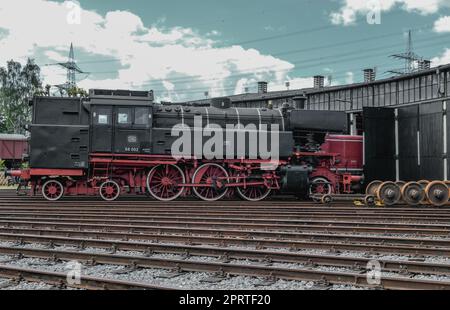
[147,164,185,201]
[42,179,64,201]
[309,177,332,196]
[99,180,120,201]
[192,163,229,201]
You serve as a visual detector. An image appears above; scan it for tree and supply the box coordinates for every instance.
[67,86,88,98]
[0,59,43,134]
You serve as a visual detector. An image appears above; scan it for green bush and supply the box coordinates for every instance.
[0,159,5,171]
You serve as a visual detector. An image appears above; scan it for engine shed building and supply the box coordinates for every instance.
[187,63,450,182]
[188,64,450,133]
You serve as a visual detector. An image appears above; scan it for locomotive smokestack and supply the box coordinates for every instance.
[363,68,376,83]
[313,76,324,89]
[258,81,268,94]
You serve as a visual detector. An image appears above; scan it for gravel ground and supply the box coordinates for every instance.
[1,241,450,290]
[1,280,54,290]
[1,220,450,290]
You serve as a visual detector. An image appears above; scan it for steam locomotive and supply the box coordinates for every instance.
[8,89,364,201]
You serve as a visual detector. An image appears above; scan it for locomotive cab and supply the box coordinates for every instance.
[87,89,154,154]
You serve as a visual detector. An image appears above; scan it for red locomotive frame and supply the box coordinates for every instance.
[9,134,364,202]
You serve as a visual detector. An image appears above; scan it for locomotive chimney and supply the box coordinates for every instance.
[313,76,324,89]
[418,59,431,71]
[258,81,268,94]
[211,97,231,109]
[363,68,376,83]
[293,96,307,110]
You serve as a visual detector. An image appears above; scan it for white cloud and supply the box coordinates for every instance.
[44,51,67,62]
[345,72,355,84]
[431,48,450,65]
[434,15,450,32]
[270,77,314,91]
[0,0,296,101]
[331,0,449,25]
[162,80,175,91]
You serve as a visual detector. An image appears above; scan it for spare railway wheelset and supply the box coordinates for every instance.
[314,180,450,207]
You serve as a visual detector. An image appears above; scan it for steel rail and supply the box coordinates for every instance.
[0,264,171,290]
[0,245,448,290]
[1,202,450,213]
[1,213,450,235]
[1,238,449,276]
[0,229,449,257]
[0,207,450,223]
[1,214,450,231]
[2,218,450,246]
[4,207,450,220]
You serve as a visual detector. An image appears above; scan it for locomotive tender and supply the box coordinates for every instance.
[8,89,364,201]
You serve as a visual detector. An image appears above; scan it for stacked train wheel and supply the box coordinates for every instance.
[425,181,449,207]
[366,180,402,206]
[365,180,383,197]
[376,181,402,206]
[417,180,430,204]
[401,182,425,206]
[364,180,449,207]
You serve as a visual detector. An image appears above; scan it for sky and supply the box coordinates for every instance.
[1,0,450,102]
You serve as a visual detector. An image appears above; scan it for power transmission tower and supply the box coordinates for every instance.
[388,30,421,76]
[55,43,84,95]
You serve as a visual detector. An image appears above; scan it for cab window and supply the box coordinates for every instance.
[94,108,111,125]
[135,107,150,126]
[117,108,132,125]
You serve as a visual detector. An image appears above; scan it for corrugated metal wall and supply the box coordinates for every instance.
[364,100,448,181]
[419,102,444,180]
[398,106,419,180]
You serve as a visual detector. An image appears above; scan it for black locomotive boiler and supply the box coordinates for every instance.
[9,89,352,201]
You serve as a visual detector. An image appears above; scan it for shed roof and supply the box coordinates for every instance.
[0,134,27,141]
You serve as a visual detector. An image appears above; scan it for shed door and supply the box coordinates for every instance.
[363,107,396,182]
[91,106,113,152]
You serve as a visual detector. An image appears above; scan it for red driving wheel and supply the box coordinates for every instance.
[147,164,185,201]
[192,163,229,201]
[236,174,271,202]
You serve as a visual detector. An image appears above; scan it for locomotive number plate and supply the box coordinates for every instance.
[125,147,139,152]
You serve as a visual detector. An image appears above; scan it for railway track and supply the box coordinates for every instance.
[1,213,450,236]
[0,264,171,290]
[1,235,450,276]
[1,217,450,249]
[0,190,450,290]
[1,245,449,290]
[1,227,450,257]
